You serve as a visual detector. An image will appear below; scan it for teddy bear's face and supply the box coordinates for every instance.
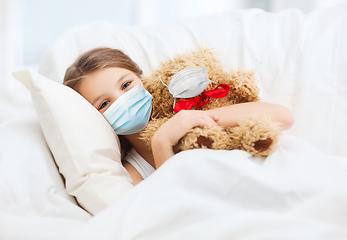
[142,48,260,119]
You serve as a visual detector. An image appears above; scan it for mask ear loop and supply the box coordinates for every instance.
[199,52,218,85]
[158,73,169,88]
[198,53,206,69]
[139,78,145,88]
[158,73,176,113]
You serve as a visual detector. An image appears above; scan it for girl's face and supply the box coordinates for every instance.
[78,67,141,114]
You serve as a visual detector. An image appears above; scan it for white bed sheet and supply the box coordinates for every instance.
[1,4,347,240]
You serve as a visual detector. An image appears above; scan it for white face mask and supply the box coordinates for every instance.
[159,56,211,99]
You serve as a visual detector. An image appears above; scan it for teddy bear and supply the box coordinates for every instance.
[140,47,281,157]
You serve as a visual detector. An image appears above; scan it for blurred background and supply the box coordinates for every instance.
[0,0,345,121]
[1,0,346,82]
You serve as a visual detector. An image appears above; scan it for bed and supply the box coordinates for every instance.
[1,4,347,240]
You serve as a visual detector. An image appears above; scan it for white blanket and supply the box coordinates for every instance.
[1,135,346,239]
[1,4,347,240]
[72,136,347,240]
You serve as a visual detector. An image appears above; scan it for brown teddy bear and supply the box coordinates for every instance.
[140,47,281,157]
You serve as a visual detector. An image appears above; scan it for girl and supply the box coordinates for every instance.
[64,47,294,185]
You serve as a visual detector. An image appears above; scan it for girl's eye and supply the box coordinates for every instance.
[99,101,110,110]
[122,81,131,90]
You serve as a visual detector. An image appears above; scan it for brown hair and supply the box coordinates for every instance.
[63,47,143,91]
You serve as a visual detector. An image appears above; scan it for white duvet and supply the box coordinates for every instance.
[1,135,346,239]
[70,136,347,239]
[1,4,347,240]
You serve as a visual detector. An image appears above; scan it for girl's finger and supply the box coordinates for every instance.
[196,115,218,127]
[205,112,219,121]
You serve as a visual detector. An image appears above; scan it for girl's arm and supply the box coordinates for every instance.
[206,102,294,131]
[151,110,219,168]
[151,102,294,168]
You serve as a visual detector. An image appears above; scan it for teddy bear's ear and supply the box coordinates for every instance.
[226,68,260,103]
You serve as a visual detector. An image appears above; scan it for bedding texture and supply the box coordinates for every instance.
[1,4,347,240]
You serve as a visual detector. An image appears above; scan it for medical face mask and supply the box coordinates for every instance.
[103,84,153,135]
[159,56,211,99]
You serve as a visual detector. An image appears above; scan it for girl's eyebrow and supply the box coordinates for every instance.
[92,93,106,106]
[118,72,131,83]
[92,72,131,106]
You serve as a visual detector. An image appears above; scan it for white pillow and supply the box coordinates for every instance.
[12,69,134,215]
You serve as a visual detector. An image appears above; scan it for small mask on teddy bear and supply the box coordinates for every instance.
[140,47,281,157]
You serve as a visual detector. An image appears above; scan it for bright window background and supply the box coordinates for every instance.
[1,0,346,76]
[20,0,135,66]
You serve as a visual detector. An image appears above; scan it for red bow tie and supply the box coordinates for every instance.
[174,84,231,113]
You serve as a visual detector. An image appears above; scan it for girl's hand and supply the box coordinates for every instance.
[151,110,219,168]
[156,110,219,146]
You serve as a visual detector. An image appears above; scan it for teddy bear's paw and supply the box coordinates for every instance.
[227,115,281,157]
[196,136,213,148]
[254,138,273,152]
[178,126,229,151]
